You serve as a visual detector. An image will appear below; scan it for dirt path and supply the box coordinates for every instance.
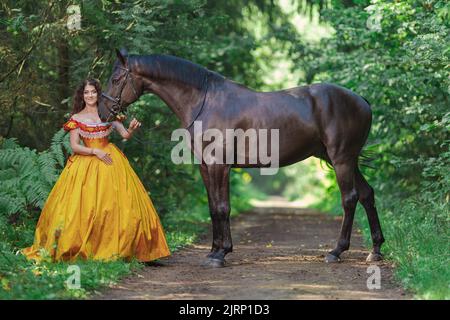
[94,199,409,300]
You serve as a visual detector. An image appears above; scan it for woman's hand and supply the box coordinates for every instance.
[127,118,142,133]
[93,149,113,165]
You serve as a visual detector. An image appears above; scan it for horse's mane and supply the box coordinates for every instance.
[129,54,225,89]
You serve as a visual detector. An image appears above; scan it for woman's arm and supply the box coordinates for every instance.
[69,129,94,155]
[112,118,141,140]
[69,129,112,164]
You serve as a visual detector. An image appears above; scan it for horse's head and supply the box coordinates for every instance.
[98,48,144,122]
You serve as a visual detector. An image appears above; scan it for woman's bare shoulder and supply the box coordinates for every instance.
[71,113,83,121]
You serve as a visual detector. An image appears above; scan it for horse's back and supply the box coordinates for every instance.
[260,82,373,162]
[205,80,373,166]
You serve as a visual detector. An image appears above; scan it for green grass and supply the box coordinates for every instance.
[0,206,210,300]
[0,206,211,300]
[313,182,450,300]
[358,195,450,300]
[0,254,142,299]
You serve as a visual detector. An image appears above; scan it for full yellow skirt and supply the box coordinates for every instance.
[22,139,170,262]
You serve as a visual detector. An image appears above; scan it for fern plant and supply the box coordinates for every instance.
[0,129,72,225]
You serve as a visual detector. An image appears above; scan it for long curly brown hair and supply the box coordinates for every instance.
[71,78,102,115]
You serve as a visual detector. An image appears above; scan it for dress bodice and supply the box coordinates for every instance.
[63,117,114,149]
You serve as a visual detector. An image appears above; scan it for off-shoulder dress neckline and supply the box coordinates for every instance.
[71,116,111,126]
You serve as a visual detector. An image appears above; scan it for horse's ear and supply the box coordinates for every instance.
[115,48,128,67]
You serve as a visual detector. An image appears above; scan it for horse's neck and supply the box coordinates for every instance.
[144,79,203,128]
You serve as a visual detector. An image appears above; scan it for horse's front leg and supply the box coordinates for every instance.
[199,163,232,268]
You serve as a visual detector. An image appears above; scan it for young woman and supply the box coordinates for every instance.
[22,78,170,262]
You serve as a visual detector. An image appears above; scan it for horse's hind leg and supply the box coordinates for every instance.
[325,159,359,263]
[354,167,385,262]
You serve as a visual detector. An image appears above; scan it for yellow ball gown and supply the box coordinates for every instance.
[22,117,170,262]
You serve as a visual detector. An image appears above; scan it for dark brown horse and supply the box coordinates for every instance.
[98,48,385,267]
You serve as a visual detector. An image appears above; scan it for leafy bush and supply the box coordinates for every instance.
[312,0,450,299]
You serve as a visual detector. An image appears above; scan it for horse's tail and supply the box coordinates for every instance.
[358,96,378,169]
[359,145,378,169]
[318,147,377,170]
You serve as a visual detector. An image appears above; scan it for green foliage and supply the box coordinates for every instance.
[0,130,69,222]
[313,0,449,192]
[0,252,143,300]
[374,194,449,300]
[311,0,450,299]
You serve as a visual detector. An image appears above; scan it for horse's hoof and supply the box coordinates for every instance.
[366,252,383,262]
[201,258,225,268]
[324,253,341,263]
